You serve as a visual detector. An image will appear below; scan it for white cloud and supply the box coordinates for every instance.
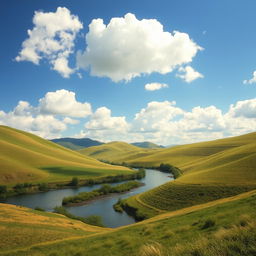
[228,98,256,118]
[63,117,80,125]
[85,107,128,131]
[0,89,90,139]
[77,13,202,82]
[39,89,91,118]
[83,107,129,142]
[243,70,256,84]
[16,7,83,78]
[145,82,168,91]
[0,110,66,139]
[177,66,203,83]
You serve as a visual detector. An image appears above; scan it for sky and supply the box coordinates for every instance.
[0,0,256,145]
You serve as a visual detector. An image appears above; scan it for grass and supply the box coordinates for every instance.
[0,203,108,252]
[0,125,133,185]
[1,189,256,255]
[62,180,143,205]
[81,132,256,219]
[79,141,159,164]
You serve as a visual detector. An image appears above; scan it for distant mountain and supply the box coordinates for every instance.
[131,142,165,149]
[51,138,104,150]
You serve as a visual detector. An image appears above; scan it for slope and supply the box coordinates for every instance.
[131,142,164,149]
[122,132,256,218]
[0,203,108,253]
[0,126,132,185]
[79,141,159,163]
[1,189,256,256]
[50,137,103,150]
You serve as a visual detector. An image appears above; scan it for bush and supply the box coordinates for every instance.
[38,183,49,191]
[201,219,216,229]
[70,177,79,186]
[0,185,7,194]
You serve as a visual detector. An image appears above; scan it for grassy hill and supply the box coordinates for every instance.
[0,126,132,185]
[0,203,108,253]
[79,141,160,163]
[1,189,256,255]
[131,142,164,149]
[79,132,256,218]
[120,132,256,218]
[50,137,103,150]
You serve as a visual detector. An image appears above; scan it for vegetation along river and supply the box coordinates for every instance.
[3,169,173,227]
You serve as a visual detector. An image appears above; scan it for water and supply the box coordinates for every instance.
[3,169,173,227]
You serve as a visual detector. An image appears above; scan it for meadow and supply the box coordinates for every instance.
[1,189,255,256]
[0,126,133,186]
[1,127,256,255]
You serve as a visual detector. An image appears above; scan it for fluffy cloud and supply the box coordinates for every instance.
[16,7,83,78]
[77,13,202,82]
[145,83,168,91]
[177,66,203,83]
[0,89,91,139]
[0,109,66,139]
[228,98,256,118]
[243,70,256,84]
[133,101,183,132]
[82,107,129,141]
[39,89,91,117]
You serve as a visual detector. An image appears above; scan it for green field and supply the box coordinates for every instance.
[79,141,160,163]
[0,126,132,185]
[1,128,256,255]
[80,132,256,219]
[1,189,256,255]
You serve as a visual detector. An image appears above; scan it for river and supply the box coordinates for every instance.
[3,169,173,227]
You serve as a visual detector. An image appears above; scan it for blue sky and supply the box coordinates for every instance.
[0,0,256,145]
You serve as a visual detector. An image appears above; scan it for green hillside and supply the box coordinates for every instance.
[50,137,103,150]
[1,189,256,256]
[79,141,159,163]
[131,142,164,149]
[0,126,132,185]
[80,132,256,218]
[120,132,256,218]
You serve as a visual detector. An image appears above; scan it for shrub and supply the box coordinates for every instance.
[0,185,7,194]
[70,177,79,187]
[201,219,216,229]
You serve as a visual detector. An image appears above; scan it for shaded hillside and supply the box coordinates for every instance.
[131,141,164,149]
[0,126,132,185]
[51,137,103,150]
[79,141,159,163]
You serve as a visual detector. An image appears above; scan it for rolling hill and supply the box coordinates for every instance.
[131,142,164,149]
[80,132,256,218]
[50,137,103,150]
[0,126,132,185]
[1,189,256,255]
[79,141,160,163]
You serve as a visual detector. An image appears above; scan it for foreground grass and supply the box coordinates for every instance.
[0,203,108,252]
[121,182,256,219]
[1,190,256,256]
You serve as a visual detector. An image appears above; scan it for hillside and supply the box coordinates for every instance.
[120,132,256,218]
[0,126,132,185]
[50,137,103,150]
[0,203,108,253]
[79,141,159,163]
[1,189,256,255]
[131,142,164,149]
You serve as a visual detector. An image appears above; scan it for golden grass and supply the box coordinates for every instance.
[0,126,131,184]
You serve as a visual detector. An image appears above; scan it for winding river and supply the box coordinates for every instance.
[3,169,173,227]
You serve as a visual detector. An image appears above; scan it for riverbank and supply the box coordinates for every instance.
[62,181,144,206]
[0,169,146,200]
